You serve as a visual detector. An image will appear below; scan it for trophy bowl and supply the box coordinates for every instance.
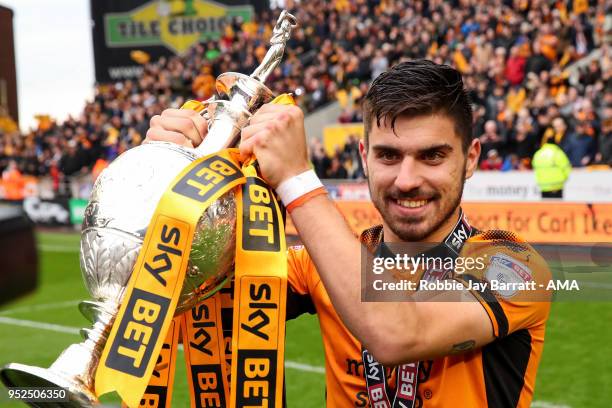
[79,140,239,314]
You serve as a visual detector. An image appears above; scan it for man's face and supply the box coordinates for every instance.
[360,114,480,242]
[552,118,566,133]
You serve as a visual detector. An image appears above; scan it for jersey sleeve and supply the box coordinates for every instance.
[454,230,552,338]
[287,245,314,295]
[286,245,317,320]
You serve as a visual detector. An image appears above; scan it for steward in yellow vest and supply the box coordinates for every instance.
[532,143,571,198]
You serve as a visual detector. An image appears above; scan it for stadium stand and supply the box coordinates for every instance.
[0,0,609,194]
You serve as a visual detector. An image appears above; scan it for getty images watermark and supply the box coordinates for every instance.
[361,242,612,302]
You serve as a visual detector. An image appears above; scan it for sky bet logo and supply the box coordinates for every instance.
[234,278,281,408]
[172,156,241,203]
[242,178,280,252]
[144,225,183,286]
[106,289,169,377]
[105,219,187,377]
[235,350,277,408]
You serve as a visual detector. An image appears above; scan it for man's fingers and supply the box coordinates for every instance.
[146,128,194,148]
[249,110,290,126]
[162,108,208,132]
[252,103,288,116]
[239,135,257,161]
[150,114,162,128]
[241,121,271,142]
[239,129,269,161]
[156,115,203,147]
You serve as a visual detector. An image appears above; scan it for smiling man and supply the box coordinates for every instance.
[147,60,551,407]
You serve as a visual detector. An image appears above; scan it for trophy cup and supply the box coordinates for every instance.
[0,11,297,407]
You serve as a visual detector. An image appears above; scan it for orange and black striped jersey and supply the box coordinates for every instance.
[286,225,551,407]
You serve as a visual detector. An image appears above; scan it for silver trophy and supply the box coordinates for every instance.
[0,11,297,407]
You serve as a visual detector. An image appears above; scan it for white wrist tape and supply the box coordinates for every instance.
[276,169,324,206]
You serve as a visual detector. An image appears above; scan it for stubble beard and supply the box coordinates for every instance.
[368,174,465,242]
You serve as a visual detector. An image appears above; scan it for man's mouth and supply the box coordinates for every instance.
[396,199,429,208]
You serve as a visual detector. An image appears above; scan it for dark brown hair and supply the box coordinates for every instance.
[363,60,473,152]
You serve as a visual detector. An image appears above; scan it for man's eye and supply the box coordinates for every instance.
[422,151,445,162]
[378,151,399,162]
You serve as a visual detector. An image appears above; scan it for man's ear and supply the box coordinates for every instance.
[465,138,481,179]
[359,139,368,177]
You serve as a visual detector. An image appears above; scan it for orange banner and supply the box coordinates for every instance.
[285,201,612,242]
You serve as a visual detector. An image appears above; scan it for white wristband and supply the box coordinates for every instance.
[276,169,324,206]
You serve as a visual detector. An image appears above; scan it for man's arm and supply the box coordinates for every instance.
[288,193,494,365]
[239,104,495,365]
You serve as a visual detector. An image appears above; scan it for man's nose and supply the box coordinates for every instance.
[394,157,423,192]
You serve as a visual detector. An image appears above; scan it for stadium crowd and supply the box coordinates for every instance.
[0,0,610,191]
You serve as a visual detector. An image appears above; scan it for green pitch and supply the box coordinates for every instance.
[0,232,610,407]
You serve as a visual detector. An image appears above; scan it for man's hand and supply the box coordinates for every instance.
[240,103,310,188]
[145,109,208,148]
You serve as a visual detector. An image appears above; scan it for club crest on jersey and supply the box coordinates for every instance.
[485,253,533,298]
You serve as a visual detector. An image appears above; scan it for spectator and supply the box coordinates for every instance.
[525,42,552,75]
[504,46,527,86]
[1,160,25,200]
[370,50,389,81]
[501,154,520,171]
[569,16,595,58]
[563,121,597,167]
[541,117,569,146]
[479,120,505,158]
[309,139,331,179]
[0,107,18,134]
[191,65,216,100]
[480,149,503,171]
[536,23,559,62]
[511,114,538,163]
[327,156,348,179]
[595,110,612,165]
[59,140,86,178]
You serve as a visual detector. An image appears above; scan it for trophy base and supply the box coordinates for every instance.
[1,363,98,407]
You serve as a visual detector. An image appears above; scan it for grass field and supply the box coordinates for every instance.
[0,232,610,407]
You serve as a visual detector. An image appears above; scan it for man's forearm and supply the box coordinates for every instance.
[289,194,419,355]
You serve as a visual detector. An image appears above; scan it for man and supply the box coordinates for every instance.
[147,61,551,407]
[532,142,571,199]
[540,116,568,146]
[478,120,505,159]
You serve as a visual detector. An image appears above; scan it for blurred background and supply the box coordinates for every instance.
[0,0,610,407]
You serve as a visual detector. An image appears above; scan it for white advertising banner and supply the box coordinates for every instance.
[463,170,612,202]
[325,169,612,202]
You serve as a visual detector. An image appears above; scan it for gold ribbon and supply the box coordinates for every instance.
[182,293,230,407]
[229,164,287,407]
[181,163,288,408]
[219,279,235,390]
[96,149,246,408]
